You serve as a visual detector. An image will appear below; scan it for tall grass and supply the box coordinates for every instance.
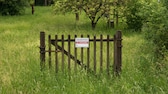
[0,6,168,94]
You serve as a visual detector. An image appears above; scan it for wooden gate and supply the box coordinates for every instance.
[40,31,122,75]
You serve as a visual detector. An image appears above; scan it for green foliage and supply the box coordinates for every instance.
[0,0,28,15]
[53,0,114,29]
[35,0,53,6]
[53,0,81,14]
[35,0,44,6]
[0,6,168,94]
[124,0,143,31]
[142,1,168,59]
[162,0,168,9]
[29,0,35,5]
[82,0,113,29]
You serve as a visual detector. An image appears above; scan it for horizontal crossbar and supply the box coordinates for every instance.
[40,50,61,54]
[51,38,114,42]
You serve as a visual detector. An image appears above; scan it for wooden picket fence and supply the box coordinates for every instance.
[40,31,122,75]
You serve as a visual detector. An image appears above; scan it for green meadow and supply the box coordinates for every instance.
[0,6,168,94]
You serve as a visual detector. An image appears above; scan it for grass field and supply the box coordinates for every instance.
[0,6,168,94]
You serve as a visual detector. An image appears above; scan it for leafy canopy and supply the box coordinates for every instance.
[53,0,114,29]
[0,0,29,15]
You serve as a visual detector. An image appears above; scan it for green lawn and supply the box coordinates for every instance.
[0,6,167,94]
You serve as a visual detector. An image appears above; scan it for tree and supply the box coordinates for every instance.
[53,0,114,29]
[29,0,35,14]
[113,0,126,26]
[0,0,28,15]
[53,0,82,21]
[82,0,113,29]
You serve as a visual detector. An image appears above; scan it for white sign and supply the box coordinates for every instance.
[75,38,89,48]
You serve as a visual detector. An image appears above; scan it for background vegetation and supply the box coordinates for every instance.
[0,0,28,15]
[0,0,168,93]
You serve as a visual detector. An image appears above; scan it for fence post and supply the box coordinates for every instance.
[40,31,45,71]
[114,31,122,75]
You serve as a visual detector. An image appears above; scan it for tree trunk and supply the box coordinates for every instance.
[31,4,34,15]
[48,0,51,5]
[116,10,119,26]
[75,13,79,21]
[91,21,96,30]
[45,0,47,6]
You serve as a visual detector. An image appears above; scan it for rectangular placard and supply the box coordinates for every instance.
[75,38,89,48]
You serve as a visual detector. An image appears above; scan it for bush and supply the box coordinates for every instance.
[162,0,168,9]
[142,1,168,59]
[35,0,54,6]
[0,0,28,15]
[125,0,143,31]
[35,0,44,6]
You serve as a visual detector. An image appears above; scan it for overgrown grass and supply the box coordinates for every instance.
[0,6,168,94]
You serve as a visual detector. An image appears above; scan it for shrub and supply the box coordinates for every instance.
[0,0,28,15]
[124,0,143,31]
[35,0,54,6]
[142,1,168,59]
[35,0,44,6]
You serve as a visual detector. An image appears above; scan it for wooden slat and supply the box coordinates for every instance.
[48,35,52,69]
[87,35,90,70]
[51,42,87,68]
[100,35,103,73]
[48,32,122,75]
[81,35,83,68]
[107,35,110,75]
[114,34,117,74]
[74,35,77,72]
[55,35,58,73]
[62,35,64,72]
[94,35,96,73]
[68,35,71,71]
[40,32,45,71]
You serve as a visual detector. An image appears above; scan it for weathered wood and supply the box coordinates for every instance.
[62,35,64,72]
[107,35,110,75]
[94,36,96,73]
[48,35,51,69]
[118,31,122,73]
[40,31,122,76]
[51,40,88,70]
[55,35,58,73]
[87,35,90,71]
[100,35,103,73]
[74,35,77,72]
[81,35,84,68]
[114,31,122,75]
[114,34,117,74]
[40,32,45,71]
[51,39,114,42]
[68,35,71,71]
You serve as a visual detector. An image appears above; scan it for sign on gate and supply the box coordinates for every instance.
[75,38,89,48]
